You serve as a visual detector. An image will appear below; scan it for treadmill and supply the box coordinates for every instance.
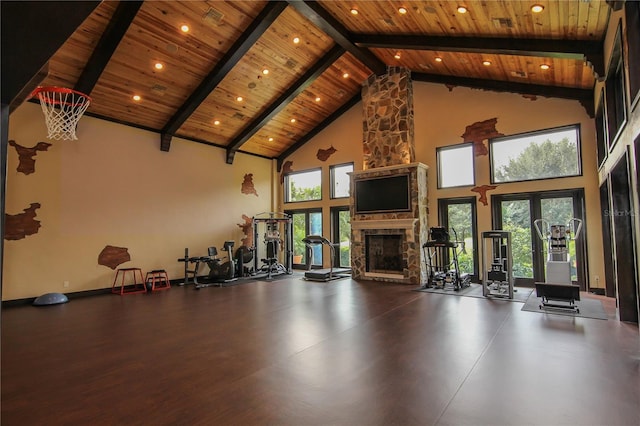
[301,235,351,282]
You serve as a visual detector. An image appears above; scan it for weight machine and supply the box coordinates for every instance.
[252,212,293,280]
[482,230,514,299]
[533,218,582,312]
[421,227,471,291]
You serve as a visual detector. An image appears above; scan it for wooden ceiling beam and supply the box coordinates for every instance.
[160,1,288,152]
[74,1,143,96]
[353,34,605,78]
[286,0,386,75]
[277,93,361,171]
[225,44,346,164]
[412,72,594,117]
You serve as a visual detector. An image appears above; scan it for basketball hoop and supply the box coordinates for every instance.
[30,86,91,141]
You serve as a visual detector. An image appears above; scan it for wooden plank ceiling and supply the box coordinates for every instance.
[36,0,611,166]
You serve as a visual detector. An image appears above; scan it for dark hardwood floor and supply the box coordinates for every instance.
[2,275,639,425]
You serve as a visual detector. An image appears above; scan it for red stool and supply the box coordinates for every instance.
[145,270,171,291]
[112,267,146,295]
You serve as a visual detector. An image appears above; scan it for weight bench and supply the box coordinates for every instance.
[535,282,581,313]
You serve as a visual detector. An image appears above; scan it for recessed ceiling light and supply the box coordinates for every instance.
[262,68,269,75]
[293,36,300,44]
[213,120,220,125]
[457,6,468,14]
[540,63,550,70]
[268,137,274,142]
[236,96,243,102]
[154,62,164,70]
[531,4,544,13]
[343,72,349,78]
[435,57,443,62]
[132,95,141,102]
[482,60,491,66]
[394,52,401,59]
[398,6,407,14]
[180,24,190,33]
[290,118,296,123]
[350,8,358,15]
[315,96,321,102]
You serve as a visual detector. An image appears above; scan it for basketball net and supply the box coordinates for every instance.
[31,86,91,140]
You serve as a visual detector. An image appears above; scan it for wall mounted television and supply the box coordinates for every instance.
[354,173,411,214]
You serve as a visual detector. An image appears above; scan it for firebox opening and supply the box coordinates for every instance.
[365,234,404,274]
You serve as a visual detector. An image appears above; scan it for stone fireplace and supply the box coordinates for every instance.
[350,67,428,285]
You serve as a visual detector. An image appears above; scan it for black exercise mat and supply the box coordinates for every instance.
[414,283,533,303]
[521,292,608,320]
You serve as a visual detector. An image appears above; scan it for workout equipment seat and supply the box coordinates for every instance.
[112,267,146,295]
[145,270,171,291]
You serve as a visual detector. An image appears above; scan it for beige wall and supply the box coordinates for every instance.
[4,102,274,300]
[283,81,605,289]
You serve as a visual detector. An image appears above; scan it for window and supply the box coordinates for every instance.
[605,25,627,149]
[437,143,474,188]
[284,169,321,203]
[286,209,322,269]
[625,1,640,111]
[490,125,581,184]
[595,89,608,168]
[330,163,353,199]
[438,198,478,281]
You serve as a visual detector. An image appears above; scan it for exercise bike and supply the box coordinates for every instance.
[178,241,237,288]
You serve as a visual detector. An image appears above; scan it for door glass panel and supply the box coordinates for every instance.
[337,209,351,267]
[541,197,576,280]
[446,203,475,275]
[292,213,307,264]
[309,212,323,266]
[501,199,533,279]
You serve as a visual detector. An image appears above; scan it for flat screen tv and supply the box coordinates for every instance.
[354,174,411,214]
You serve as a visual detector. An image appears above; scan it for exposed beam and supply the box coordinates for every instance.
[74,1,143,95]
[412,72,594,116]
[160,1,288,151]
[277,93,361,171]
[353,34,605,78]
[286,0,386,75]
[226,44,346,164]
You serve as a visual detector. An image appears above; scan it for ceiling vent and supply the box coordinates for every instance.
[492,17,513,28]
[203,7,224,25]
[380,17,396,27]
[233,112,245,120]
[285,59,298,69]
[151,84,167,95]
[511,71,528,78]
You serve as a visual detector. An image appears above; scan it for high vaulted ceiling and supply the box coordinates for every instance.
[27,1,612,167]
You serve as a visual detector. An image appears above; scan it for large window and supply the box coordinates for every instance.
[437,143,474,188]
[330,163,353,199]
[284,169,321,203]
[438,198,478,281]
[490,125,581,184]
[605,25,627,149]
[287,209,322,269]
[331,206,351,268]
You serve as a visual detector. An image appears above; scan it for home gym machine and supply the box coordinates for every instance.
[301,235,351,282]
[533,218,582,312]
[482,230,514,298]
[177,241,237,288]
[421,227,471,291]
[252,212,293,280]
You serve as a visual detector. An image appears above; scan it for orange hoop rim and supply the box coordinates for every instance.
[30,86,92,104]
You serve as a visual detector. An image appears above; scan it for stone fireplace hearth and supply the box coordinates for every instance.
[350,67,428,285]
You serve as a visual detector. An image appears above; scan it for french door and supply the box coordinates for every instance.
[286,209,322,269]
[491,189,587,289]
[438,197,479,281]
[331,206,351,269]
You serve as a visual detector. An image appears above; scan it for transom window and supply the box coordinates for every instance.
[490,125,581,184]
[437,143,474,188]
[284,169,322,203]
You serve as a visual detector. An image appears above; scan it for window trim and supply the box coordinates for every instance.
[489,124,583,185]
[436,142,475,189]
[283,167,322,203]
[330,162,354,199]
